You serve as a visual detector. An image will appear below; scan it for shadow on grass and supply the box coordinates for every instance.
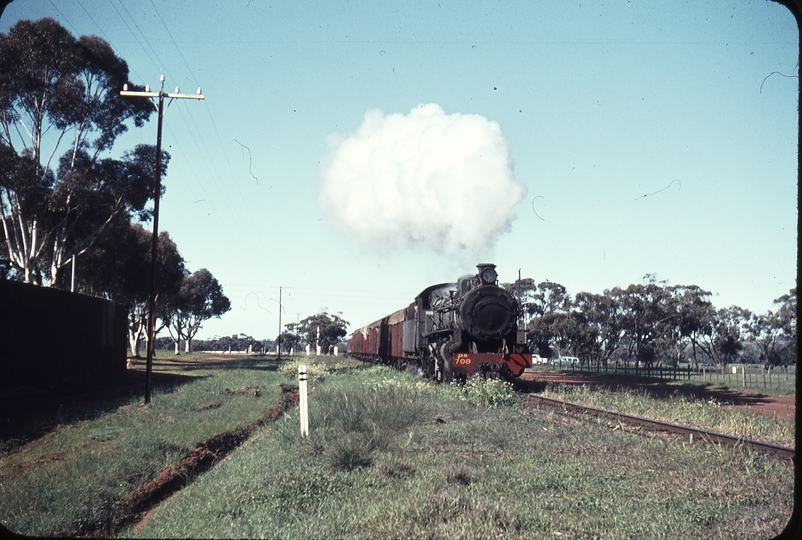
[146,355,282,373]
[0,369,200,452]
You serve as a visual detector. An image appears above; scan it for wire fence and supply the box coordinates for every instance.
[553,361,796,390]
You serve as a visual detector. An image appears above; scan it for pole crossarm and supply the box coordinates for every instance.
[121,90,204,100]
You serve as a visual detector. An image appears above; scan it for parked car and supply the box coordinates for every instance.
[551,356,580,367]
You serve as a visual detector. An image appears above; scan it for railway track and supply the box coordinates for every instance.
[346,355,795,460]
[516,391,795,461]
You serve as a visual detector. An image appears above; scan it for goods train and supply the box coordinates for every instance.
[347,264,532,381]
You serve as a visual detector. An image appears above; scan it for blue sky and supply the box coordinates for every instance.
[1,0,797,341]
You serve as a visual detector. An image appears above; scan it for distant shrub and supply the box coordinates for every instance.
[278,360,328,382]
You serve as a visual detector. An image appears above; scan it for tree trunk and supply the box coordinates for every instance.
[129,332,141,358]
[128,323,145,358]
[185,337,191,354]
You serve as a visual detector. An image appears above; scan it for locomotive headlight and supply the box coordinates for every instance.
[481,267,497,284]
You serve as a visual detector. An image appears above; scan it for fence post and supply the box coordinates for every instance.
[299,364,309,436]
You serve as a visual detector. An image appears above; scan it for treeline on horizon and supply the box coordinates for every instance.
[151,310,350,356]
[157,274,796,374]
[502,274,796,371]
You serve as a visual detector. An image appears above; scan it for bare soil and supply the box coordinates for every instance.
[518,370,796,422]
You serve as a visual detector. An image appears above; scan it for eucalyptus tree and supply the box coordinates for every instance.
[610,275,678,365]
[0,18,158,287]
[502,276,537,326]
[522,281,573,358]
[287,312,350,353]
[531,281,572,316]
[571,291,626,367]
[665,284,715,368]
[167,269,231,354]
[75,221,185,357]
[695,306,749,372]
[745,288,797,376]
[276,331,302,354]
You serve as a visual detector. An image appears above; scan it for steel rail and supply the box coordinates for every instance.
[519,393,795,461]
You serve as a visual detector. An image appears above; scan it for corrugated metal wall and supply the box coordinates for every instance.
[0,280,127,388]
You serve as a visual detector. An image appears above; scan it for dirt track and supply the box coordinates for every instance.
[518,371,796,422]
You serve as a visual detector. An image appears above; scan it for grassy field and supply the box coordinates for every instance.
[1,355,795,539]
[0,355,291,537]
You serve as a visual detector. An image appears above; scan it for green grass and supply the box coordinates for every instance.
[1,356,793,539]
[124,361,793,539]
[540,383,795,447]
[0,357,288,537]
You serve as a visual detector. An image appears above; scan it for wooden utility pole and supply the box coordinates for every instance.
[277,286,283,359]
[121,76,204,404]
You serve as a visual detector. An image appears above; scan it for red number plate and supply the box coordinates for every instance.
[453,353,473,367]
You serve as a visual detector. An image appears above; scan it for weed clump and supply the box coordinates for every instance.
[452,377,516,408]
[372,457,414,479]
[444,463,471,485]
[276,370,435,472]
[328,432,377,471]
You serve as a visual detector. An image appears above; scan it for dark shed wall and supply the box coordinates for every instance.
[0,280,127,388]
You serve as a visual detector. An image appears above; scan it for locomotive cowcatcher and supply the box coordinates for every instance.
[347,264,532,382]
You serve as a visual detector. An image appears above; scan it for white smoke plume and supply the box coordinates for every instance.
[318,104,526,259]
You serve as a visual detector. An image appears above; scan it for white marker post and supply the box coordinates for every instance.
[299,364,309,436]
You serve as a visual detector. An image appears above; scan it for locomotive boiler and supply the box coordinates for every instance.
[347,264,532,381]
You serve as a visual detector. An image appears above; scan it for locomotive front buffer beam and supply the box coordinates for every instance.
[451,352,533,379]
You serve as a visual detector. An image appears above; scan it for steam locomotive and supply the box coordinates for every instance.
[347,264,532,381]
